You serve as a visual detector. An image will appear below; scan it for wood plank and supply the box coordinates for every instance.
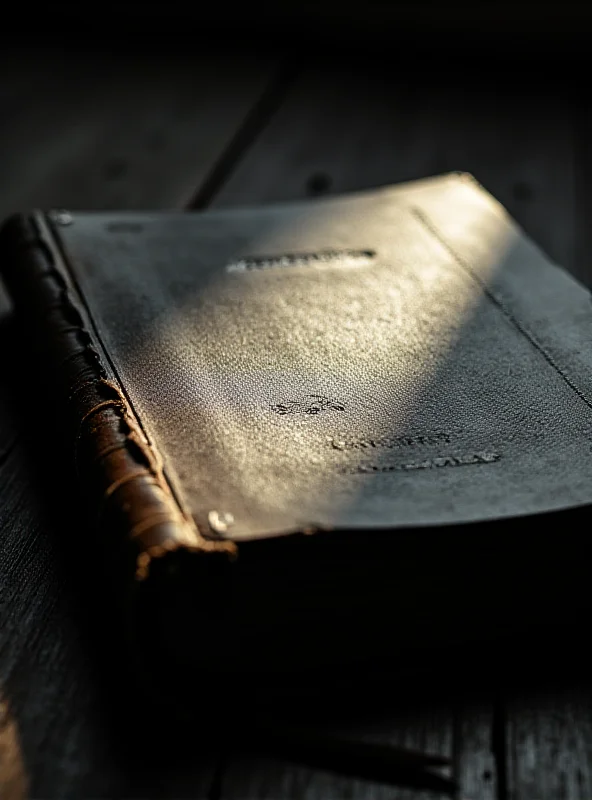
[505,686,592,800]
[0,46,274,216]
[220,702,455,800]
[212,64,577,279]
[0,45,278,799]
[0,443,219,799]
[219,699,497,799]
[457,700,499,800]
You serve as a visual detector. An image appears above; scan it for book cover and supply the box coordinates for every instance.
[2,172,590,683]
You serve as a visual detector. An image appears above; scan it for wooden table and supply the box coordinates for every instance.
[0,40,590,799]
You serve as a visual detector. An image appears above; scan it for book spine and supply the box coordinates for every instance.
[0,212,234,583]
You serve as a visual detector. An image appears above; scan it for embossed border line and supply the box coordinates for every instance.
[412,206,592,413]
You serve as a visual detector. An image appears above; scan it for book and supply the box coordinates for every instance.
[2,172,591,689]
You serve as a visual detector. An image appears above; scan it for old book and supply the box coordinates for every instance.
[2,173,591,690]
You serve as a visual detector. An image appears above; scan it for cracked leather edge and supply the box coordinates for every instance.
[0,212,236,582]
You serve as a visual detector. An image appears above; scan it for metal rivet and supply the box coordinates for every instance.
[208,511,234,534]
[51,210,73,226]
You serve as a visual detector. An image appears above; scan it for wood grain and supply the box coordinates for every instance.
[0,47,274,216]
[0,445,220,799]
[221,701,454,800]
[505,686,592,800]
[219,700,498,799]
[457,701,499,800]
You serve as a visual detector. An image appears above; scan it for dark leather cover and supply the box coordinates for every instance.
[3,173,592,674]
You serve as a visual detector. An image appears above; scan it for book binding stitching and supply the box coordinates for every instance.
[0,212,235,581]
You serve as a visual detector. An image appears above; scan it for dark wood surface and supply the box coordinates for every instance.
[0,43,590,799]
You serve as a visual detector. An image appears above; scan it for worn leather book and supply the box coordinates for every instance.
[2,173,591,688]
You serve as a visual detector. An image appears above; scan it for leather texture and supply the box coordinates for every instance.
[0,213,234,588]
[47,173,592,545]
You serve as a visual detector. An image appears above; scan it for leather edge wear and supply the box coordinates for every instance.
[0,211,236,583]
